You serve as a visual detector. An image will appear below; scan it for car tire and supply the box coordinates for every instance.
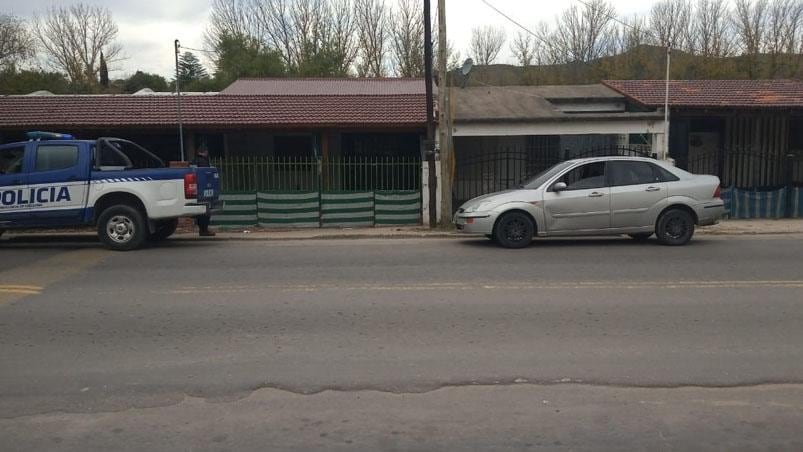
[493,212,534,249]
[97,205,148,251]
[149,219,179,242]
[628,233,652,241]
[656,209,695,246]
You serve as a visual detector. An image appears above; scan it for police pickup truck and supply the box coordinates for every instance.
[0,132,221,251]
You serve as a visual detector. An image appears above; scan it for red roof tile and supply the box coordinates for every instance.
[222,78,427,96]
[602,79,803,108]
[0,93,427,130]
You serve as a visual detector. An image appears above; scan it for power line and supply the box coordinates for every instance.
[178,45,217,55]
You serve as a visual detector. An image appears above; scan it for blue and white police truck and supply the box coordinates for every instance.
[0,132,221,251]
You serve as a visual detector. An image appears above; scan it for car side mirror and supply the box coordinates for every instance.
[552,182,567,192]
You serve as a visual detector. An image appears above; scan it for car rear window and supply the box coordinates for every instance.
[35,145,79,172]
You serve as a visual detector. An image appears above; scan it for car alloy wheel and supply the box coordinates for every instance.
[656,209,695,246]
[494,212,534,249]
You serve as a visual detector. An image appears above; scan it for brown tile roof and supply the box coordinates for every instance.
[603,79,803,108]
[0,93,427,130]
[222,77,427,95]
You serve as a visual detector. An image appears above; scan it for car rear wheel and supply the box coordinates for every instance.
[149,219,179,241]
[628,233,652,241]
[493,212,534,249]
[98,205,148,251]
[656,209,695,246]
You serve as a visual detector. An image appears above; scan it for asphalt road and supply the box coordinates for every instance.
[1,234,803,451]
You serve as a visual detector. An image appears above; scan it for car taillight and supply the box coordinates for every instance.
[713,186,721,199]
[184,173,197,199]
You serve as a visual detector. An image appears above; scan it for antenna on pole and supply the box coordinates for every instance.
[175,39,185,162]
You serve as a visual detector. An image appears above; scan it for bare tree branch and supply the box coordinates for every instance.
[552,0,616,62]
[390,0,424,76]
[695,0,735,57]
[511,31,536,67]
[0,14,35,68]
[469,25,506,65]
[355,0,389,77]
[34,3,122,85]
[649,0,693,50]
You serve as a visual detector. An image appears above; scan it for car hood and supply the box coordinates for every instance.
[458,189,531,212]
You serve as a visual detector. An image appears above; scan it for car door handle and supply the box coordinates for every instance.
[588,192,604,198]
[645,186,661,192]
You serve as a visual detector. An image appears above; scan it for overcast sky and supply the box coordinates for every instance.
[4,0,663,79]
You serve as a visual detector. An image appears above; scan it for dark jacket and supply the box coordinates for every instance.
[193,153,211,167]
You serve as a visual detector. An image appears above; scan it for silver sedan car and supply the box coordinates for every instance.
[454,157,725,248]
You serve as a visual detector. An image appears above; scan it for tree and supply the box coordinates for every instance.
[177,52,209,86]
[469,25,506,65]
[213,33,285,85]
[764,0,803,76]
[649,0,693,50]
[250,0,358,76]
[34,3,123,86]
[552,0,615,63]
[511,31,537,67]
[0,14,35,68]
[0,67,71,94]
[390,0,424,76]
[205,0,265,52]
[99,52,109,87]
[695,0,734,58]
[122,71,168,93]
[355,0,390,76]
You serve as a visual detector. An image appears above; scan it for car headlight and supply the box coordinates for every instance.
[463,201,497,214]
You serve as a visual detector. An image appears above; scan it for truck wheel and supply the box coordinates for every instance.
[98,205,147,251]
[149,219,179,242]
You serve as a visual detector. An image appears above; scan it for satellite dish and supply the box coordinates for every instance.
[460,58,474,76]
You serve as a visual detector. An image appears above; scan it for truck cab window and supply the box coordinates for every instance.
[35,145,79,172]
[0,147,25,174]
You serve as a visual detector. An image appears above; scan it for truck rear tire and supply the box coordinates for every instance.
[98,205,148,251]
[149,219,179,242]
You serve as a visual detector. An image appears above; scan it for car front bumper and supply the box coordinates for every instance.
[453,212,497,234]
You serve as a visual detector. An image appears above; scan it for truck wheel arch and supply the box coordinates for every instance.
[93,192,147,225]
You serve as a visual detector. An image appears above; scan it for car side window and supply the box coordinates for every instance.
[609,161,660,186]
[556,162,606,190]
[651,163,680,182]
[34,145,79,172]
[0,146,26,175]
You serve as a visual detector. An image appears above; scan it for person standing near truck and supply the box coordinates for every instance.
[192,145,216,237]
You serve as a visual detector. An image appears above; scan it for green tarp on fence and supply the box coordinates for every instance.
[258,192,319,228]
[212,190,421,228]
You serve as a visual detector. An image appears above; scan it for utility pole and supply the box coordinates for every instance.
[437,0,451,225]
[663,46,671,161]
[423,0,437,228]
[175,39,185,162]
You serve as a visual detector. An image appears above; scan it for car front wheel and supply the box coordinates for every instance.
[493,212,534,249]
[656,209,695,246]
[98,205,148,251]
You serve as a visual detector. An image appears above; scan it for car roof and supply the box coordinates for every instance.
[565,156,660,164]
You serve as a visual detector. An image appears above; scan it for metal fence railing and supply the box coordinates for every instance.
[211,156,421,192]
[685,149,803,190]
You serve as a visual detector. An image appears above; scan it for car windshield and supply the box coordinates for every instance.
[519,161,574,189]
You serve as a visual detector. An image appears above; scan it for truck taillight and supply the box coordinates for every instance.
[713,186,721,199]
[184,173,197,199]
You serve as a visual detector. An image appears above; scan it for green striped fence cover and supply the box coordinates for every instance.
[321,192,374,227]
[374,191,421,225]
[258,191,320,228]
[210,192,258,228]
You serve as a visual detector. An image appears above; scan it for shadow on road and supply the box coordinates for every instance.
[0,234,218,251]
[457,236,715,249]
